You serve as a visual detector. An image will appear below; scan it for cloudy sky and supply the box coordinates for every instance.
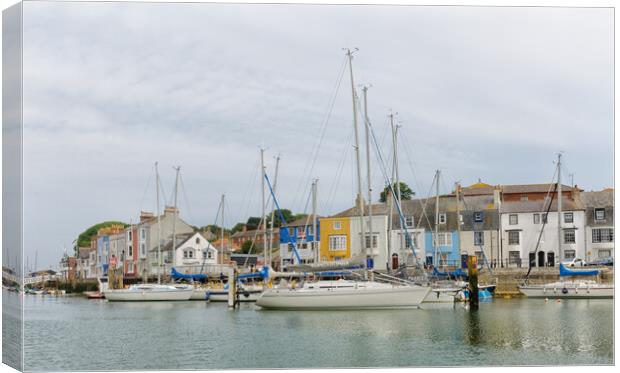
[16,2,613,268]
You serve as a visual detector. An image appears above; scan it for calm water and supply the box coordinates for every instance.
[3,290,615,371]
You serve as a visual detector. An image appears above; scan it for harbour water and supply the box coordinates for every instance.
[4,290,614,370]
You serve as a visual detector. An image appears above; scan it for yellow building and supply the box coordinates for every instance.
[319,217,351,261]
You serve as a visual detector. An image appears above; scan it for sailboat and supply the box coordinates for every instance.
[518,154,613,299]
[104,163,193,302]
[256,49,430,310]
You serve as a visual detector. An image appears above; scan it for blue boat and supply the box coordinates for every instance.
[559,263,601,277]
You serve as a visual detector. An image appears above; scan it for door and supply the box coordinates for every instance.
[529,252,536,267]
[537,251,545,267]
[391,254,399,270]
[547,252,555,267]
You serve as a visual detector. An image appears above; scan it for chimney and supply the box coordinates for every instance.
[493,186,502,209]
[164,206,179,215]
[140,211,154,222]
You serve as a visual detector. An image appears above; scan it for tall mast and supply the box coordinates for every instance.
[172,166,180,272]
[455,181,462,258]
[345,48,366,257]
[219,194,225,264]
[434,170,440,267]
[260,148,268,267]
[268,154,280,268]
[312,179,319,263]
[390,113,402,253]
[156,162,161,284]
[362,86,374,260]
[557,153,562,262]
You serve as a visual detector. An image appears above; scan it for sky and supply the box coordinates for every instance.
[11,2,615,269]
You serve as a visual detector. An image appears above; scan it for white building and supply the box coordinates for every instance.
[154,232,218,273]
[500,195,586,267]
[581,190,614,261]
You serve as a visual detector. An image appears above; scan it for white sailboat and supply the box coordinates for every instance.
[256,49,430,310]
[105,163,193,302]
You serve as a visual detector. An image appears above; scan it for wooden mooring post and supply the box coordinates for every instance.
[227,267,237,308]
[467,255,479,310]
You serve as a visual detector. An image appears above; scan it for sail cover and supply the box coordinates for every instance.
[171,267,209,280]
[559,263,600,277]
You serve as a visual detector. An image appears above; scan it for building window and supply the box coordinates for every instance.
[127,231,132,241]
[533,213,540,224]
[128,245,133,257]
[509,214,518,225]
[329,235,347,251]
[364,234,378,249]
[140,243,146,256]
[474,212,483,223]
[475,251,485,263]
[520,195,528,201]
[508,231,520,245]
[474,231,484,246]
[196,237,200,244]
[183,249,194,259]
[595,208,605,221]
[333,221,342,230]
[508,251,520,265]
[207,250,214,259]
[140,229,146,240]
[288,227,295,236]
[564,212,574,224]
[592,228,614,243]
[405,216,414,228]
[598,249,611,258]
[542,213,548,223]
[564,250,576,260]
[564,229,576,244]
[433,233,452,247]
[438,214,446,224]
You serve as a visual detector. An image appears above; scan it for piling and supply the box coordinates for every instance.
[228,268,237,308]
[467,255,479,310]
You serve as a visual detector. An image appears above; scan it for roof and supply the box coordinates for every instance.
[152,231,211,252]
[501,184,576,194]
[285,216,322,227]
[500,197,584,213]
[580,190,614,208]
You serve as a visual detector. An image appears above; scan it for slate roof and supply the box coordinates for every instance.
[579,190,613,208]
[500,197,584,213]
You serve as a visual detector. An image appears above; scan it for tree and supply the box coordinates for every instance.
[379,182,414,203]
[241,240,254,254]
[230,223,246,234]
[245,217,262,230]
[267,209,294,227]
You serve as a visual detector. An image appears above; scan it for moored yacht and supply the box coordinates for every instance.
[104,284,193,301]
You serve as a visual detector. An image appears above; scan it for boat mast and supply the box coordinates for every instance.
[434,170,440,268]
[260,148,268,267]
[268,154,280,268]
[345,48,366,258]
[557,153,562,262]
[390,112,402,258]
[172,166,180,274]
[220,194,225,265]
[362,86,374,261]
[156,162,161,284]
[312,179,318,263]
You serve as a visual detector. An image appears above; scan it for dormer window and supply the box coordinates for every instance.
[196,237,200,244]
[438,214,446,224]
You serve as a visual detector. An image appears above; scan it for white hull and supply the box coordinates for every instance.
[207,290,262,302]
[256,281,431,310]
[104,285,193,301]
[422,288,458,304]
[518,282,614,299]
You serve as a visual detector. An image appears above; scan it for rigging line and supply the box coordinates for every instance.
[523,168,559,282]
[178,173,194,225]
[292,55,348,211]
[322,130,353,214]
[137,166,154,214]
[398,128,427,199]
[239,156,260,225]
[158,174,169,209]
[197,199,222,275]
[242,214,267,268]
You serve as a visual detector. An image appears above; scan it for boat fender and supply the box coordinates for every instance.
[561,288,568,294]
[205,291,210,300]
[243,291,250,298]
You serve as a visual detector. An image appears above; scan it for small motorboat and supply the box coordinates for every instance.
[104,284,193,301]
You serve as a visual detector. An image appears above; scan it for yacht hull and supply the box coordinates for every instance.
[256,285,430,310]
[518,283,614,299]
[104,288,193,301]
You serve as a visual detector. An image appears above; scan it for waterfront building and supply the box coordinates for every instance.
[230,226,279,254]
[580,189,614,261]
[108,231,126,273]
[499,184,585,267]
[279,217,321,267]
[155,231,218,268]
[318,216,352,262]
[76,247,94,279]
[59,253,77,282]
[124,224,139,278]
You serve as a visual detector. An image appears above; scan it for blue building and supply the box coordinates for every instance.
[279,217,320,268]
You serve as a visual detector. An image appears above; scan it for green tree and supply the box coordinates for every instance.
[240,240,254,254]
[230,223,246,234]
[379,182,415,203]
[245,217,262,230]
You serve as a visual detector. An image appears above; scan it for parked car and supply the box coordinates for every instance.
[560,258,585,267]
[585,257,614,267]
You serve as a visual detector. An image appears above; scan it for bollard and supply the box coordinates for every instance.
[468,255,479,310]
[227,268,237,308]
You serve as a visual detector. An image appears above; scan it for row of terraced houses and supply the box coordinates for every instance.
[60,182,613,279]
